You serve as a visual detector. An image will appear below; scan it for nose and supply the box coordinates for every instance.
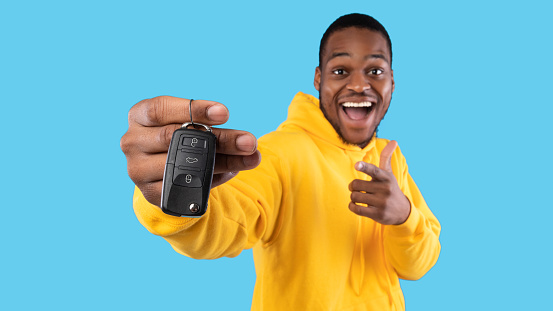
[346,71,371,93]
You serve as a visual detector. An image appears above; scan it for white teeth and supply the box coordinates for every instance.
[342,101,373,107]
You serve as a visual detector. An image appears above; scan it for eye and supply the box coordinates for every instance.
[369,68,383,75]
[332,69,346,75]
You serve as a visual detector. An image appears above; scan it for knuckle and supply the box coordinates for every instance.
[144,100,159,124]
[371,167,380,178]
[158,126,174,149]
[144,96,169,125]
[351,179,362,190]
[120,130,140,155]
[350,191,363,203]
[120,133,132,154]
[225,154,235,171]
[150,95,171,107]
[348,202,359,214]
[126,164,142,185]
[233,154,249,171]
[215,130,232,151]
[128,101,142,123]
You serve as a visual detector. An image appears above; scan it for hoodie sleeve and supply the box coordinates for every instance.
[383,145,441,280]
[133,142,285,259]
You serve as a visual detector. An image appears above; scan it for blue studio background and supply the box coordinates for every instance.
[1,0,552,310]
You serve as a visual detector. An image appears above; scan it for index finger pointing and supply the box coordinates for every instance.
[130,96,229,127]
[355,161,388,181]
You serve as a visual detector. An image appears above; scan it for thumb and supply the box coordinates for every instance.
[379,140,398,172]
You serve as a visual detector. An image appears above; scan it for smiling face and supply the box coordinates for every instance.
[314,27,395,148]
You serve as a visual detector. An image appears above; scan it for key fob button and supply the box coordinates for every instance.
[175,150,207,169]
[182,137,207,149]
[173,172,203,187]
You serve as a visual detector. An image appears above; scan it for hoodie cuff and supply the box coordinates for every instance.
[386,202,423,238]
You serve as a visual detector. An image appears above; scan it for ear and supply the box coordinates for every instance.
[391,69,395,93]
[314,66,321,91]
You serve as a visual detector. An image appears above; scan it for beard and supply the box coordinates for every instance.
[319,96,388,149]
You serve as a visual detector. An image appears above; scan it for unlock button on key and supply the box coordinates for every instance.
[173,171,203,187]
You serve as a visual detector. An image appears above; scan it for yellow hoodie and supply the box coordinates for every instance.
[133,92,441,310]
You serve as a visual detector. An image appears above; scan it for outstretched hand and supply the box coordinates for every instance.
[348,140,411,225]
[121,96,261,207]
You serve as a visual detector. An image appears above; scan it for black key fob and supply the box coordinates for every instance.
[161,122,216,217]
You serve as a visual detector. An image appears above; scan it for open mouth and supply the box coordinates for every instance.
[341,101,374,120]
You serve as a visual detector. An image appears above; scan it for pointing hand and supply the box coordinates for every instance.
[348,140,411,225]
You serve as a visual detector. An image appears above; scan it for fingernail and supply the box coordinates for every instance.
[236,134,257,152]
[207,105,228,122]
[355,162,365,171]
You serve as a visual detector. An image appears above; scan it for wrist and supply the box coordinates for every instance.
[393,195,412,225]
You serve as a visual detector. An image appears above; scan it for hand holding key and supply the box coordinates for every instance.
[120,96,261,208]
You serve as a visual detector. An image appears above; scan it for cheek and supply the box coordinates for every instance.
[321,80,333,93]
[320,81,341,102]
[377,82,393,114]
[377,80,394,100]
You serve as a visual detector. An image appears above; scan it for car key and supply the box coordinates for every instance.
[161,122,216,217]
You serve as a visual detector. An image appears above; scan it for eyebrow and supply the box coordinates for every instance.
[328,52,389,64]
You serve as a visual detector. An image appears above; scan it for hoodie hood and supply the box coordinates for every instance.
[277,92,377,153]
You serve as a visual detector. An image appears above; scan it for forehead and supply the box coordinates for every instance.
[322,27,390,64]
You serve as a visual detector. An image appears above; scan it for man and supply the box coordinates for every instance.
[121,13,440,310]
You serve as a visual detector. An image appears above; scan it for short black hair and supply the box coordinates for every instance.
[319,13,392,68]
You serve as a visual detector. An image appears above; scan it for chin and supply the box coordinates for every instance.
[342,130,377,148]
